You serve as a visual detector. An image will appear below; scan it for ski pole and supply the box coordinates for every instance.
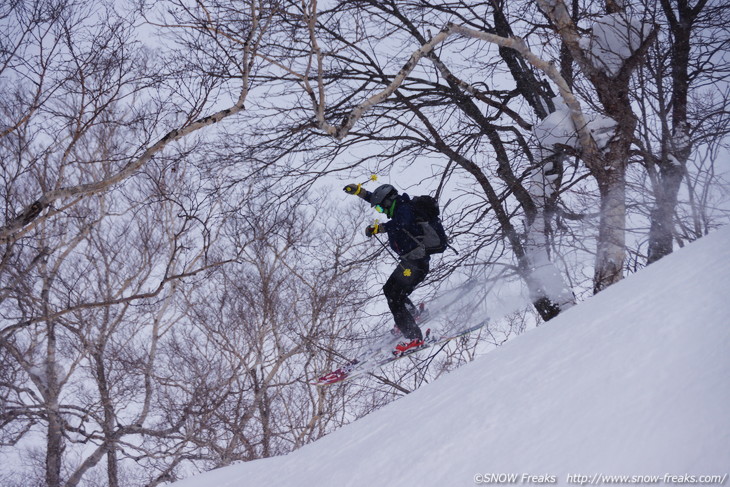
[373,229,412,277]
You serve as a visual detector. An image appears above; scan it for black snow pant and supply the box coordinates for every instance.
[383,257,430,340]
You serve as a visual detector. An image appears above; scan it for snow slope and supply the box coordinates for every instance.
[172,228,730,486]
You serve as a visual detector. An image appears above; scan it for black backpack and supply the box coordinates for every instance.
[410,195,450,254]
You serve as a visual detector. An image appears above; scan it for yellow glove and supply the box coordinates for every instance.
[365,223,381,237]
[343,183,362,195]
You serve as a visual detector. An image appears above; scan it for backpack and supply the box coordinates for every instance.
[410,195,449,255]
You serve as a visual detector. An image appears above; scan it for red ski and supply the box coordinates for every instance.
[310,321,487,386]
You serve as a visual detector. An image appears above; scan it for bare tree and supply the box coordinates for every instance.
[0,0,264,244]
[130,189,377,481]
[0,3,280,483]
[2,1,728,485]
[637,0,730,263]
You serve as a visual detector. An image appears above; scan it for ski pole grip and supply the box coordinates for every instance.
[343,183,362,195]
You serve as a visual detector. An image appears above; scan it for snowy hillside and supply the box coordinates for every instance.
[172,228,730,487]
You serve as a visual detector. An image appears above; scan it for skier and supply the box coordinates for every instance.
[343,182,431,354]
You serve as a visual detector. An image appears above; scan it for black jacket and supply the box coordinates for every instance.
[381,194,428,260]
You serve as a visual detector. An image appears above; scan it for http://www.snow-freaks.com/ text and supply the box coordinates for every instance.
[473,472,728,485]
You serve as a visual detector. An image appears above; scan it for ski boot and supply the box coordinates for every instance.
[393,329,431,356]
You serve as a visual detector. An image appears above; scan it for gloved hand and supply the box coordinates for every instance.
[343,183,361,195]
[365,223,381,238]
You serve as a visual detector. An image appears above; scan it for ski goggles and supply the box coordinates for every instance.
[375,199,395,215]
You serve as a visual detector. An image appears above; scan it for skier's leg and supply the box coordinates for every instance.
[384,279,420,339]
[383,259,429,340]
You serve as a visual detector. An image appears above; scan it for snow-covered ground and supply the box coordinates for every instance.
[172,227,730,487]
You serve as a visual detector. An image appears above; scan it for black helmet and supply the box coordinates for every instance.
[370,184,398,209]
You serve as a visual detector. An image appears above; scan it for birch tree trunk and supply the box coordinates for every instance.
[647,0,704,264]
[593,156,629,293]
[491,3,574,318]
[523,160,576,317]
[536,0,656,292]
